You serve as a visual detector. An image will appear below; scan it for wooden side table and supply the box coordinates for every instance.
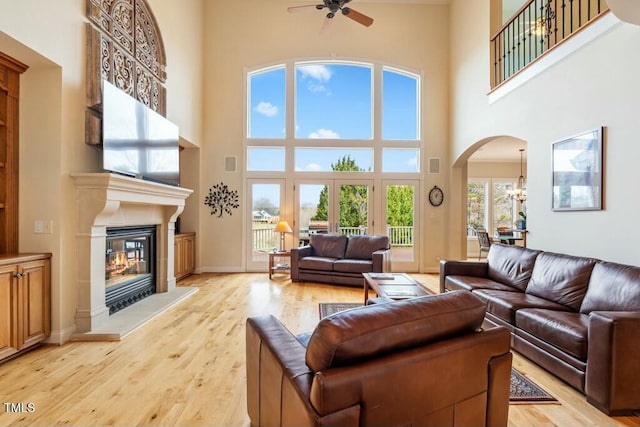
[268,251,291,279]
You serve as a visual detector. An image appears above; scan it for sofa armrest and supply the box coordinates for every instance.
[586,311,640,415]
[291,246,314,281]
[439,259,489,293]
[372,248,391,273]
[246,315,316,426]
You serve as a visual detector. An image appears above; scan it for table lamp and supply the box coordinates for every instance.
[273,220,292,252]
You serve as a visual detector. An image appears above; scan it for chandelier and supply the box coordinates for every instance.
[508,148,527,202]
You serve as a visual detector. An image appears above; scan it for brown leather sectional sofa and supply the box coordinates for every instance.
[246,291,512,427]
[290,234,391,286]
[440,243,640,415]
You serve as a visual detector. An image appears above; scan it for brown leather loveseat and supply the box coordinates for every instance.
[246,291,512,427]
[290,234,391,286]
[440,243,640,415]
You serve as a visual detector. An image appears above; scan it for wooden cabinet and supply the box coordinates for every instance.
[174,233,195,280]
[0,53,28,254]
[0,254,51,362]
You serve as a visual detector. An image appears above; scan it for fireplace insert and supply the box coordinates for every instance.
[105,226,156,314]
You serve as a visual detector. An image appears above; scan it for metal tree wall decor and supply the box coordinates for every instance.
[204,182,240,217]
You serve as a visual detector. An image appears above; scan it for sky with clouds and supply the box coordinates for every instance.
[248,62,418,172]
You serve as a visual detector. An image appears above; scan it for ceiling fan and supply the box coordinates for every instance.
[288,0,374,29]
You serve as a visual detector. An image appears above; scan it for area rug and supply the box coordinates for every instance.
[317,302,558,404]
[318,302,362,318]
[509,367,557,403]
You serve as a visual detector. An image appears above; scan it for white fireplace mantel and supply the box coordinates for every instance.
[71,173,194,338]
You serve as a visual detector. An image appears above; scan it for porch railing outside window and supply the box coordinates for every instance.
[251,226,413,251]
[491,0,609,88]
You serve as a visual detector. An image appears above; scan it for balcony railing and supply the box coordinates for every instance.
[251,225,414,251]
[491,0,609,88]
[386,225,414,247]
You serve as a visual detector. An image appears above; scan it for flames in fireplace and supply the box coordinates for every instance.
[105,226,156,314]
[106,249,146,281]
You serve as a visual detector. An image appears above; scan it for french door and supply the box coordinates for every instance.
[246,179,286,271]
[295,180,373,246]
[383,180,419,272]
[247,179,420,272]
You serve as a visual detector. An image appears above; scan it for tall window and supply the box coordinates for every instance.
[468,179,517,235]
[382,68,419,141]
[248,66,285,139]
[246,60,421,174]
[493,182,516,229]
[467,181,487,236]
[295,63,372,140]
[247,60,422,270]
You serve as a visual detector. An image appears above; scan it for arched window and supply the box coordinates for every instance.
[246,60,422,271]
[246,60,421,173]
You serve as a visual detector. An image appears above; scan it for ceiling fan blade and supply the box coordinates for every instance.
[342,7,374,27]
[287,5,320,13]
[320,15,334,34]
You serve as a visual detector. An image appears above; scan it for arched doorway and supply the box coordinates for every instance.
[451,136,527,259]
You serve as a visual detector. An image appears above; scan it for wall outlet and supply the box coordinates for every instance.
[34,220,53,234]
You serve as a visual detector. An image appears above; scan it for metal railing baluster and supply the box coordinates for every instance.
[490,0,609,88]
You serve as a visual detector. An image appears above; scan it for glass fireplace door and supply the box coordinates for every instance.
[105,226,156,314]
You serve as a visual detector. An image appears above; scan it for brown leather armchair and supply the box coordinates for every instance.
[246,291,512,427]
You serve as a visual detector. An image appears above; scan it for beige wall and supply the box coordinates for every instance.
[468,161,523,179]
[450,0,640,265]
[0,0,204,342]
[147,0,204,146]
[5,0,637,343]
[199,0,451,272]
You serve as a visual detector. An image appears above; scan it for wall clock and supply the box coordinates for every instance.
[428,185,444,207]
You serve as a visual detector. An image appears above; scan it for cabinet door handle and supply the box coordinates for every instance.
[14,272,24,278]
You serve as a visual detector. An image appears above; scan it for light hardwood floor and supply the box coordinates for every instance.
[0,273,639,426]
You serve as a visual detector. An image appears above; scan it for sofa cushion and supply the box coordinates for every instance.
[487,244,541,291]
[305,291,486,372]
[515,308,589,361]
[298,256,337,272]
[344,235,389,260]
[580,261,640,313]
[310,234,348,258]
[333,258,373,273]
[473,289,568,324]
[525,252,597,311]
[446,275,521,293]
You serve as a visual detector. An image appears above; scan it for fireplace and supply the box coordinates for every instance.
[71,173,194,338]
[105,226,156,314]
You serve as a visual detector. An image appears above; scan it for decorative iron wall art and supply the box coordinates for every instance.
[204,182,240,217]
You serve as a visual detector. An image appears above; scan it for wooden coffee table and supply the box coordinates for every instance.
[362,272,432,304]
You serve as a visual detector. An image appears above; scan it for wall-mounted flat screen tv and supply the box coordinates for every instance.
[102,80,180,186]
